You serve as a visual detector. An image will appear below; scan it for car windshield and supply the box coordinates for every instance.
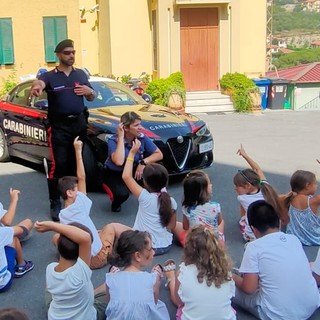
[85,80,147,109]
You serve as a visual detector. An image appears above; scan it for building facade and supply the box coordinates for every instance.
[0,0,267,92]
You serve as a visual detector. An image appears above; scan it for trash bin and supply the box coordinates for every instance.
[252,78,271,109]
[266,78,289,109]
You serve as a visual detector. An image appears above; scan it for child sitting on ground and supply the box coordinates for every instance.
[35,221,107,320]
[173,170,225,247]
[0,222,34,293]
[233,200,320,320]
[234,144,285,241]
[54,136,115,269]
[102,229,170,320]
[286,170,320,245]
[164,225,235,320]
[120,139,177,255]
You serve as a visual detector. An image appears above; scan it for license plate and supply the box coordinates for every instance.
[199,141,213,154]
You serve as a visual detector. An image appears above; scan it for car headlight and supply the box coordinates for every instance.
[195,125,211,137]
[97,133,113,142]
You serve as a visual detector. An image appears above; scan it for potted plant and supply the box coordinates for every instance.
[165,86,186,111]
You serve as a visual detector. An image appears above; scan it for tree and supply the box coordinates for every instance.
[274,48,320,69]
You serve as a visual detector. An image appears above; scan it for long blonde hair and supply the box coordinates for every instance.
[184,226,232,288]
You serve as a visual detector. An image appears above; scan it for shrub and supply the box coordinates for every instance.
[120,74,132,84]
[219,72,257,112]
[0,69,18,97]
[146,72,186,106]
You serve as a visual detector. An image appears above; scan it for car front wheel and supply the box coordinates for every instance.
[0,128,10,162]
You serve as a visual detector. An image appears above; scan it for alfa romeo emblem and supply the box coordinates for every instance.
[177,136,184,143]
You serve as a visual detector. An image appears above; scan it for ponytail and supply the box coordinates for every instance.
[158,191,173,227]
[260,182,289,226]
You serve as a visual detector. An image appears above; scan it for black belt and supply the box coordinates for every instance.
[49,112,84,122]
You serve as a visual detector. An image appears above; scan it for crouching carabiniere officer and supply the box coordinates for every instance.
[31,39,96,221]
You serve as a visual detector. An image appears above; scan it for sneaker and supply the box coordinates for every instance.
[111,204,121,213]
[14,260,34,278]
[50,199,61,222]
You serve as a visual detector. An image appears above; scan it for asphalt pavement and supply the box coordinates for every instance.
[2,109,320,319]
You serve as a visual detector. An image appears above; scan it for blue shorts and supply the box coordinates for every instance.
[0,246,16,293]
[153,244,172,256]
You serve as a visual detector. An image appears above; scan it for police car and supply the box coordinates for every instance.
[0,74,214,189]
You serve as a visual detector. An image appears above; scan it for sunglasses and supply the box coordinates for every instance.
[62,50,76,55]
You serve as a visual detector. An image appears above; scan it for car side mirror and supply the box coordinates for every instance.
[142,93,153,103]
[34,99,48,110]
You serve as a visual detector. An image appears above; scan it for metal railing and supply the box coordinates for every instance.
[297,96,320,110]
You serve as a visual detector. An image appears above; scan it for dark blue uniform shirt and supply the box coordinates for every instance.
[39,68,92,117]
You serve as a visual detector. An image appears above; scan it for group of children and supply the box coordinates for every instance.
[2,134,320,319]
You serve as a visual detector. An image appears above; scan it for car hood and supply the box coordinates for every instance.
[88,104,206,138]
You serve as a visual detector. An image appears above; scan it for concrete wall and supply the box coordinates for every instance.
[0,0,98,82]
[99,0,153,79]
[231,0,267,78]
[0,0,267,89]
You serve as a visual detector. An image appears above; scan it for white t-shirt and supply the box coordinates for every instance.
[240,232,320,320]
[133,189,177,248]
[237,191,264,239]
[312,248,320,276]
[59,192,102,256]
[46,258,96,320]
[0,227,14,289]
[0,202,7,226]
[178,263,236,320]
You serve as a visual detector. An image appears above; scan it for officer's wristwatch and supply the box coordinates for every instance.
[139,159,147,166]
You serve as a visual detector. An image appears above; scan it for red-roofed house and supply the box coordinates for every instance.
[311,41,320,48]
[304,0,320,12]
[266,63,320,110]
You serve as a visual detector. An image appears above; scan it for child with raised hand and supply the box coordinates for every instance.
[122,139,177,255]
[0,186,34,290]
[234,144,284,241]
[286,170,320,245]
[35,221,107,320]
[56,136,115,269]
[0,224,34,293]
[173,170,225,247]
[104,229,170,320]
[164,225,235,320]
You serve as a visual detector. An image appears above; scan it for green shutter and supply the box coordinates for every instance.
[43,17,56,62]
[55,16,67,43]
[43,16,67,63]
[0,18,14,65]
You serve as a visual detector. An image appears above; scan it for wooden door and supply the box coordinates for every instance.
[180,8,219,91]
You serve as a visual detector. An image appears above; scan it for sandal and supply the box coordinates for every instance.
[151,263,164,279]
[163,259,176,287]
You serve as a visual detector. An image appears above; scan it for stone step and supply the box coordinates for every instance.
[185,90,234,113]
[186,104,234,113]
[186,98,232,106]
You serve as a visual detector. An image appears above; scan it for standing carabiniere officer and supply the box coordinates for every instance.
[31,39,96,221]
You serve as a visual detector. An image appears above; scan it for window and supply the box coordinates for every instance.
[0,18,14,65]
[9,82,32,106]
[43,16,67,63]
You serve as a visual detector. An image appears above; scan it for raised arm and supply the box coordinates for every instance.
[110,123,126,166]
[35,220,91,265]
[1,188,20,226]
[122,139,143,198]
[237,144,266,180]
[73,137,86,194]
